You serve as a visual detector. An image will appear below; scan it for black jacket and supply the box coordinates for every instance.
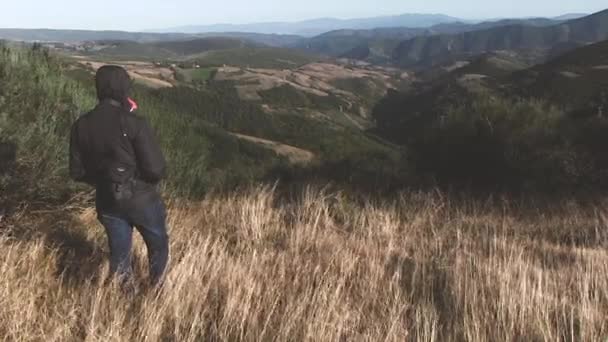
[69,99,166,213]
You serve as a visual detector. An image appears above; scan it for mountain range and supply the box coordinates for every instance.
[149,13,462,37]
[1,10,605,71]
[292,16,576,62]
[392,9,608,67]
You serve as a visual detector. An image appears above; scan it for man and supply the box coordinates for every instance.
[69,65,169,287]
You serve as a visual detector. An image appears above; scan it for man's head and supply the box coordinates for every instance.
[95,65,131,105]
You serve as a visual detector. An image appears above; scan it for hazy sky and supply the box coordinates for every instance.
[1,0,606,31]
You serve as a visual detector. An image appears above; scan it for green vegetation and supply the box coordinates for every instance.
[130,86,286,196]
[190,47,320,69]
[1,44,405,202]
[507,40,608,109]
[175,67,217,84]
[0,44,288,202]
[145,85,396,161]
[293,14,596,65]
[5,33,608,199]
[369,40,608,192]
[454,53,530,77]
[190,67,216,82]
[79,37,260,60]
[393,9,608,67]
[0,45,96,203]
[330,77,386,109]
[373,89,608,191]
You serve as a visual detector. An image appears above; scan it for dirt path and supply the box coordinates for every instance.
[230,133,315,165]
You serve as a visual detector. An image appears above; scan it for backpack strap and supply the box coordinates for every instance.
[107,99,133,144]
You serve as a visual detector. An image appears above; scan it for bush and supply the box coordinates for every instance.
[0,44,96,202]
[403,95,606,191]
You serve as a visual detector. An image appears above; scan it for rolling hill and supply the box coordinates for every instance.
[76,37,261,60]
[392,9,608,67]
[370,40,608,189]
[0,29,192,43]
[187,47,321,68]
[506,39,608,109]
[293,27,425,63]
[294,16,568,63]
[374,39,608,145]
[0,28,303,47]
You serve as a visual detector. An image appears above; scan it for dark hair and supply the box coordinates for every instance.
[95,65,131,106]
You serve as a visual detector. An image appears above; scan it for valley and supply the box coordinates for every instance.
[2,5,608,341]
[38,8,608,193]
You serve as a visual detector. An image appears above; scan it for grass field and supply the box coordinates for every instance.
[175,67,216,84]
[190,47,321,69]
[190,67,216,82]
[1,186,607,341]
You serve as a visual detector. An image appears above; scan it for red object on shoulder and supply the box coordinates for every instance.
[127,97,138,112]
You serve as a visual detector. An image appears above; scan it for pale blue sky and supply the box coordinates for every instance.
[1,0,606,31]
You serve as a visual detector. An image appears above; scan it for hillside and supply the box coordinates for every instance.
[73,37,261,60]
[371,40,608,189]
[0,28,192,43]
[213,62,400,124]
[452,51,530,77]
[293,28,424,63]
[2,32,608,342]
[294,17,566,63]
[188,47,321,69]
[431,17,563,33]
[153,37,261,55]
[375,39,608,141]
[0,44,301,199]
[50,45,403,192]
[506,39,608,109]
[2,46,608,341]
[392,9,608,67]
[195,32,303,47]
[0,28,303,48]
[70,43,396,130]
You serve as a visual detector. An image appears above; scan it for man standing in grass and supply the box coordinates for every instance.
[69,65,169,287]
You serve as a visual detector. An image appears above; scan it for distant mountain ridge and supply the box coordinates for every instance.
[392,9,608,67]
[294,16,571,63]
[151,13,462,36]
[552,13,588,20]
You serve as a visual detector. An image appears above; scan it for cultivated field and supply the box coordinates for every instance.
[216,62,398,102]
[1,187,607,341]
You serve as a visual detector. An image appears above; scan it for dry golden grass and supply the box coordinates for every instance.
[1,186,608,341]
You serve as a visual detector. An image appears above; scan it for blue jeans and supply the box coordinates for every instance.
[98,199,169,286]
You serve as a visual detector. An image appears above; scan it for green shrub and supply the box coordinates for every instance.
[404,95,598,190]
[0,45,96,202]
